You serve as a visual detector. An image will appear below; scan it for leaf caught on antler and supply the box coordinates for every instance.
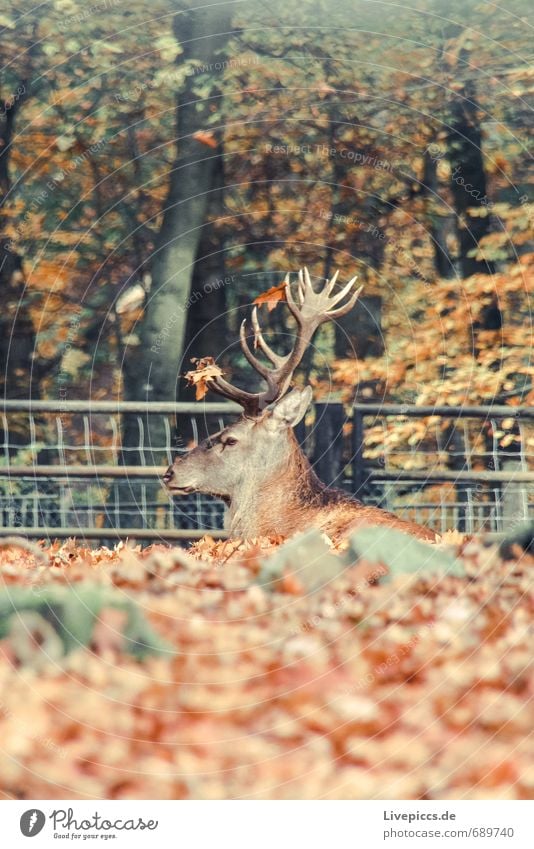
[253,280,288,312]
[184,357,224,400]
[192,130,218,148]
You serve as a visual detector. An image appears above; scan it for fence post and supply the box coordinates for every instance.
[312,402,345,487]
[294,417,307,448]
[443,420,469,533]
[500,417,527,531]
[352,407,365,497]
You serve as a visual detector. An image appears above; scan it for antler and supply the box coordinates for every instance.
[206,268,362,416]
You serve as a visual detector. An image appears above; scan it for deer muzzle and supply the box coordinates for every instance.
[163,464,196,494]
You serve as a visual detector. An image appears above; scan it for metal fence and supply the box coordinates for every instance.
[349,403,534,534]
[1,399,533,544]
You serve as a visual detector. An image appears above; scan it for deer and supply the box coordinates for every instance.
[164,269,436,543]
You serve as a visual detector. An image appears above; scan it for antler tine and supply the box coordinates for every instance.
[284,274,302,321]
[325,268,340,295]
[251,307,285,368]
[328,283,364,318]
[303,267,314,292]
[328,274,360,307]
[296,270,306,305]
[239,319,272,379]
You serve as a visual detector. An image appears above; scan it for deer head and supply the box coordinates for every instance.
[164,269,362,535]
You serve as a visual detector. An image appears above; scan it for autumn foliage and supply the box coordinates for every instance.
[1,0,531,416]
[0,533,532,800]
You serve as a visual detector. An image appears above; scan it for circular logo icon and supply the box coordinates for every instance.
[20,810,46,837]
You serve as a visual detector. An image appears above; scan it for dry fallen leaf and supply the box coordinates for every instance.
[253,280,288,312]
[192,130,218,148]
[0,533,531,801]
[184,356,224,400]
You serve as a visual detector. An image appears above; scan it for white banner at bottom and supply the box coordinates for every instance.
[3,800,533,848]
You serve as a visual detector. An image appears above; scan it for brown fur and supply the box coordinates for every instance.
[166,398,435,543]
[250,433,435,542]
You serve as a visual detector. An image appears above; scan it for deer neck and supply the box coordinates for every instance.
[227,434,321,538]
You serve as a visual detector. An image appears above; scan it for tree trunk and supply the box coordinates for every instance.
[1,79,41,455]
[177,147,228,446]
[321,110,385,367]
[182,150,227,369]
[123,4,232,416]
[447,83,495,278]
[116,2,232,529]
[422,149,454,279]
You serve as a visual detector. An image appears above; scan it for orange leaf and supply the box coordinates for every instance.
[192,130,218,149]
[253,280,287,312]
[184,356,224,400]
[280,570,304,595]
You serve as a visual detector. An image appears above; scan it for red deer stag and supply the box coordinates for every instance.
[164,269,435,542]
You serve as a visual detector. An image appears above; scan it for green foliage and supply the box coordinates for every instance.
[347,527,466,579]
[499,520,534,560]
[256,524,465,592]
[257,528,345,590]
[0,585,171,661]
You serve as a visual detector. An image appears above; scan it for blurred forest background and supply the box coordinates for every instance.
[1,1,533,801]
[0,0,532,475]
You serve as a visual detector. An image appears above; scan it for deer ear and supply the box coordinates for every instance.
[269,386,313,428]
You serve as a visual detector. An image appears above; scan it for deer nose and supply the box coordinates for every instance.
[163,466,174,484]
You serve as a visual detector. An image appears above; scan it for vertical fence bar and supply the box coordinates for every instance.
[312,402,345,488]
[137,417,145,465]
[499,415,527,530]
[1,414,9,466]
[352,407,365,498]
[114,483,120,532]
[164,417,172,465]
[110,414,120,465]
[56,415,66,466]
[444,416,468,533]
[294,417,307,448]
[83,415,92,466]
[33,479,40,527]
[29,414,37,463]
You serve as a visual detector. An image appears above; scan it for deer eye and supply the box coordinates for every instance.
[224,437,238,446]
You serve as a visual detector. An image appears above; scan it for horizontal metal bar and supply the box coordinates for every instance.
[0,527,227,541]
[352,403,534,419]
[3,400,532,418]
[364,469,534,483]
[0,399,534,419]
[2,465,166,478]
[0,526,509,543]
[0,400,242,414]
[2,466,534,482]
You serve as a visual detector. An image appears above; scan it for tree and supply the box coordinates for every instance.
[0,13,38,413]
[117,1,233,526]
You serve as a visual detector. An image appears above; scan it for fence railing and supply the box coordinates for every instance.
[348,403,534,534]
[1,399,533,543]
[1,400,241,542]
